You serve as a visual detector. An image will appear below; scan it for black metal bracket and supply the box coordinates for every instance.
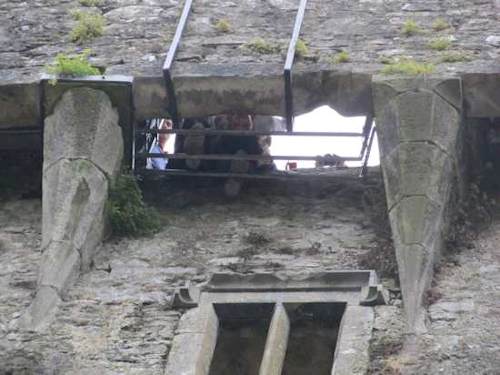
[163,0,193,128]
[284,0,308,132]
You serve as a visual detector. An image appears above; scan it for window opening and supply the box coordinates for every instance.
[209,303,275,375]
[282,303,346,375]
[165,272,385,375]
[134,111,377,179]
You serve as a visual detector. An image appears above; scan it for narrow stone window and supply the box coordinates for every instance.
[282,303,346,375]
[165,272,385,375]
[209,303,275,375]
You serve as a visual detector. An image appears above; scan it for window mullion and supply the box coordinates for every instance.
[258,303,290,375]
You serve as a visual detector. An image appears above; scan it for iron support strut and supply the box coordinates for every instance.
[284,0,308,132]
[162,0,193,128]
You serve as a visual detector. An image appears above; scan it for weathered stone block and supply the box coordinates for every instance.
[17,286,62,331]
[377,89,460,158]
[133,77,170,121]
[463,73,500,117]
[389,196,445,249]
[22,87,124,331]
[44,88,123,179]
[0,82,40,129]
[374,78,462,333]
[165,305,218,375]
[332,306,374,375]
[382,143,454,209]
[37,239,81,292]
[259,303,290,375]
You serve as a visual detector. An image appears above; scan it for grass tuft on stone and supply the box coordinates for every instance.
[107,174,161,237]
[379,55,395,65]
[214,19,231,33]
[440,51,471,63]
[428,37,452,51]
[432,18,450,31]
[401,19,420,36]
[70,10,105,43]
[45,49,100,83]
[243,37,279,54]
[381,59,435,75]
[295,38,308,58]
[79,0,103,6]
[332,51,350,64]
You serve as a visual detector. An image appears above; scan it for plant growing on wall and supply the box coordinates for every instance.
[381,58,435,75]
[401,19,420,36]
[428,37,452,51]
[79,0,103,6]
[45,49,101,84]
[332,51,350,64]
[214,19,231,33]
[243,37,280,54]
[432,18,450,31]
[295,38,309,58]
[440,51,471,63]
[70,10,105,43]
[106,173,161,237]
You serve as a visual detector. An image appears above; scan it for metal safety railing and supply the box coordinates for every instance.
[134,0,377,179]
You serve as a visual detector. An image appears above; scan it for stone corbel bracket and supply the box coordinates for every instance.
[166,271,386,375]
[373,76,463,333]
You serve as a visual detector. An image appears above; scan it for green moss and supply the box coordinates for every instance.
[295,38,308,58]
[106,174,161,237]
[401,19,420,36]
[379,56,395,65]
[79,0,102,6]
[440,51,472,63]
[45,49,101,83]
[214,19,231,33]
[432,18,450,31]
[381,59,435,75]
[70,10,105,43]
[243,37,279,54]
[428,37,451,51]
[332,51,350,64]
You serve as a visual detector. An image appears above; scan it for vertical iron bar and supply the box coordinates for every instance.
[360,126,376,178]
[163,0,193,128]
[358,114,374,159]
[39,80,46,154]
[283,0,308,132]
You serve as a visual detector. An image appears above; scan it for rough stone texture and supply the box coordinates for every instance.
[21,88,124,330]
[2,0,500,129]
[0,82,40,128]
[332,305,375,375]
[1,0,499,83]
[374,78,462,333]
[399,210,500,374]
[463,73,500,117]
[0,173,386,373]
[164,305,219,375]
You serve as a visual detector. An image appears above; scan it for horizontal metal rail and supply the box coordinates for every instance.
[142,169,359,180]
[138,129,364,137]
[140,153,362,162]
[0,129,42,134]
